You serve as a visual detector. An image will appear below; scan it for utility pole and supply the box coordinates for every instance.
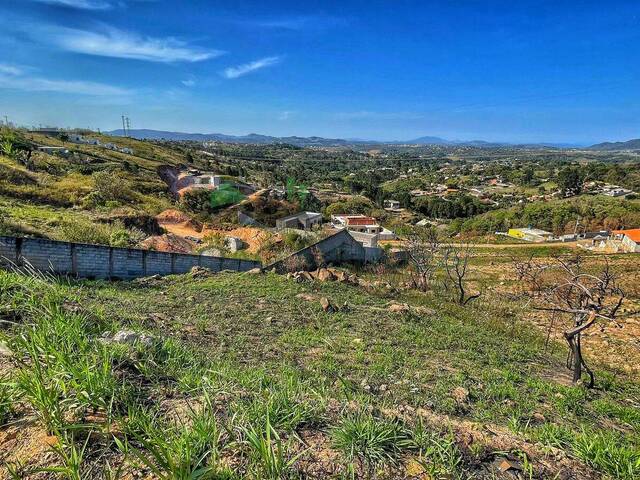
[125,117,131,137]
[121,115,127,137]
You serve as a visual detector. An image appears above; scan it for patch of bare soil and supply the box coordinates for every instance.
[138,233,197,253]
[476,255,640,377]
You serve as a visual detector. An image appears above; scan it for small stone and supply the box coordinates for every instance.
[247,268,263,275]
[320,297,336,313]
[109,330,154,347]
[388,303,410,313]
[532,412,546,423]
[452,386,469,404]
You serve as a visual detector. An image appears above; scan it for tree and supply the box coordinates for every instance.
[557,166,582,196]
[515,255,626,387]
[441,244,481,305]
[405,226,441,292]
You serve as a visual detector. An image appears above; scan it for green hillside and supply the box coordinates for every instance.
[0,128,193,245]
[0,269,638,478]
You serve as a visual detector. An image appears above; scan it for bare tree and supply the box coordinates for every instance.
[515,254,625,387]
[405,226,441,292]
[442,244,481,305]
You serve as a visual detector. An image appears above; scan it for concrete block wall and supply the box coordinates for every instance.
[269,230,384,273]
[0,236,261,280]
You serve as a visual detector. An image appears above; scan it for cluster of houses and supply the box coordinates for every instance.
[504,226,640,253]
[583,181,635,198]
[31,128,134,155]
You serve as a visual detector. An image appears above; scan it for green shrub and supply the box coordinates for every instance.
[331,413,414,466]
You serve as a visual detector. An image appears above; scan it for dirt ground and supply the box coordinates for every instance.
[156,209,273,254]
[477,255,640,377]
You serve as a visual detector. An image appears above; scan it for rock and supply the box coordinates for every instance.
[225,236,246,252]
[108,330,154,347]
[532,412,546,424]
[495,458,523,473]
[296,293,316,302]
[388,302,411,313]
[190,266,213,278]
[414,306,436,316]
[317,268,337,282]
[301,271,314,282]
[320,297,337,313]
[336,271,349,282]
[0,342,12,357]
[452,386,470,405]
[246,268,263,275]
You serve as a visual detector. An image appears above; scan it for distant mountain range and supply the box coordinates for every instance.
[589,138,640,151]
[106,129,586,149]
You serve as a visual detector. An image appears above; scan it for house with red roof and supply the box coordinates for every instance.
[612,229,640,253]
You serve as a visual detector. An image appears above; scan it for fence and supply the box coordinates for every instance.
[0,236,261,280]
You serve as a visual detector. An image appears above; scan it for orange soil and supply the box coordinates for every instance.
[156,209,272,254]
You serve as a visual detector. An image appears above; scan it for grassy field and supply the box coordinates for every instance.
[1,267,638,479]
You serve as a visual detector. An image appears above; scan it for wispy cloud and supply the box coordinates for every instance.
[30,0,153,9]
[181,79,196,87]
[37,25,222,63]
[334,111,425,120]
[0,63,24,76]
[0,63,131,96]
[30,0,113,9]
[278,110,295,120]
[236,15,347,31]
[222,56,281,79]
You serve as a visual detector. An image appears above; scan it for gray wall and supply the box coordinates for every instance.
[268,230,383,273]
[0,236,261,280]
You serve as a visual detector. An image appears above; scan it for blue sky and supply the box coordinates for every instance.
[0,0,638,144]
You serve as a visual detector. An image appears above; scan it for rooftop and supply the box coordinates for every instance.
[613,228,640,243]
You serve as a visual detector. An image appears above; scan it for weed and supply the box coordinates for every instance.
[572,429,640,480]
[412,421,464,477]
[16,365,66,433]
[0,376,16,425]
[331,412,414,466]
[242,413,305,479]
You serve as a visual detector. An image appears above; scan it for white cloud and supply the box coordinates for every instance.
[0,66,131,96]
[235,15,347,31]
[181,79,196,87]
[222,56,281,79]
[278,110,294,120]
[0,64,24,76]
[40,25,222,63]
[31,0,113,9]
[30,0,154,9]
[334,111,424,120]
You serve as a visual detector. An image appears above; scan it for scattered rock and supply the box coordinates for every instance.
[0,342,12,357]
[388,302,411,313]
[495,457,523,473]
[190,266,213,278]
[101,330,154,347]
[296,293,316,302]
[532,412,546,424]
[317,268,337,282]
[452,386,470,405]
[320,297,337,313]
[246,267,263,275]
[286,268,359,285]
[134,274,161,284]
[414,306,436,316]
